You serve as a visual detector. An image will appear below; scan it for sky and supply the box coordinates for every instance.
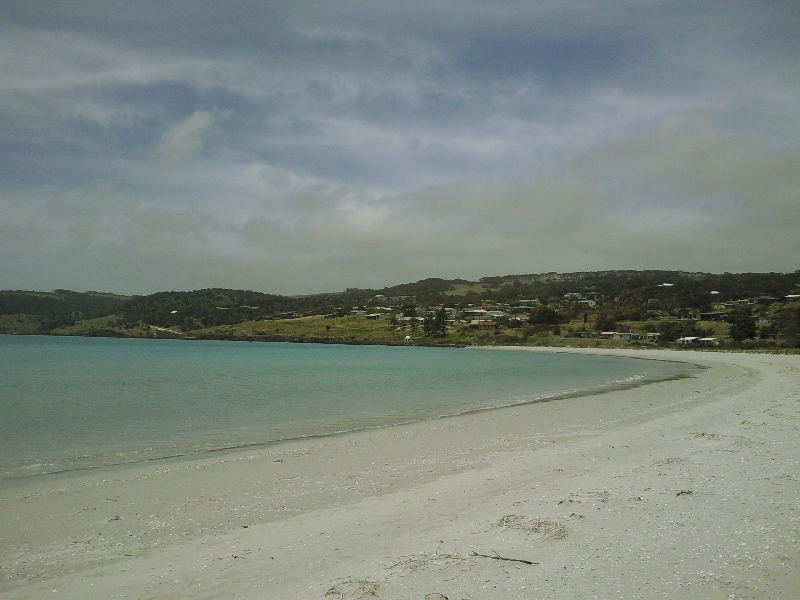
[1,1,798,295]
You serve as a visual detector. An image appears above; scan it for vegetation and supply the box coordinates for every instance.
[2,270,799,351]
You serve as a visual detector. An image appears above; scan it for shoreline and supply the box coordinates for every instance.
[0,360,697,487]
[6,330,799,355]
[0,342,693,485]
[2,348,799,598]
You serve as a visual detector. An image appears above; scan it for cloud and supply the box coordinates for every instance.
[1,114,797,295]
[152,110,216,166]
[1,3,799,293]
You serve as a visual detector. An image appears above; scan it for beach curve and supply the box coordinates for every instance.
[1,348,799,599]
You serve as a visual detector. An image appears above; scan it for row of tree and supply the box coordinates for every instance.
[2,271,799,340]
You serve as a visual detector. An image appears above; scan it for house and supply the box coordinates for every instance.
[578,299,596,307]
[756,316,773,324]
[364,313,383,320]
[749,296,778,304]
[511,305,533,313]
[698,337,719,346]
[785,295,800,302]
[645,333,661,342]
[577,331,596,338]
[599,331,617,339]
[698,312,728,321]
[677,336,700,345]
[272,311,297,319]
[518,299,540,307]
[612,332,643,341]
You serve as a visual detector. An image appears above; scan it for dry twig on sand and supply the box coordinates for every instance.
[388,551,468,575]
[324,577,380,599]
[495,514,567,540]
[470,550,538,566]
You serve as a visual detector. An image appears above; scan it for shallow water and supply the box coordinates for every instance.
[0,335,696,480]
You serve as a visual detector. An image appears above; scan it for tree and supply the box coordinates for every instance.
[529,306,562,326]
[726,308,757,341]
[434,307,448,336]
[403,302,419,336]
[775,304,800,338]
[594,314,618,332]
[409,315,419,336]
[422,312,437,336]
[423,307,448,337]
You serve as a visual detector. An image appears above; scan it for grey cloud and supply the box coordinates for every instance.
[1,3,798,292]
[1,115,797,295]
[153,110,216,165]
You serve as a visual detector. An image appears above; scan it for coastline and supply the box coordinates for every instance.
[0,339,690,483]
[2,348,799,598]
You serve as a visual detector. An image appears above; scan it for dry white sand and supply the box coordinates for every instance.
[1,348,799,599]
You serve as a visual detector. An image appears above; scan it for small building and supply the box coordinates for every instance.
[749,296,778,304]
[364,313,383,320]
[612,332,643,341]
[518,299,540,307]
[677,336,700,345]
[645,332,661,342]
[698,312,728,321]
[698,337,719,346]
[599,331,617,339]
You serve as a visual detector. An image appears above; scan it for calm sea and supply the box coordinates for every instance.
[0,335,695,481]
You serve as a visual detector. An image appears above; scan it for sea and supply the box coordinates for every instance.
[0,335,697,482]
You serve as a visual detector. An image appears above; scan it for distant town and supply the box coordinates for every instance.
[2,270,799,350]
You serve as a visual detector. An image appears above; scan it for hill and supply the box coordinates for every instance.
[2,270,799,349]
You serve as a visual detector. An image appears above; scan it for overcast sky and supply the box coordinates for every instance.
[1,1,798,295]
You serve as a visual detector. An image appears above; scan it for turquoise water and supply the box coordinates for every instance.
[0,336,695,480]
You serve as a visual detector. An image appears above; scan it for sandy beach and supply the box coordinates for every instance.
[1,348,799,599]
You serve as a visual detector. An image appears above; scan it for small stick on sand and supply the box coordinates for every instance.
[470,550,538,566]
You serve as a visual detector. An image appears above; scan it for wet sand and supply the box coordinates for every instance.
[1,348,799,599]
